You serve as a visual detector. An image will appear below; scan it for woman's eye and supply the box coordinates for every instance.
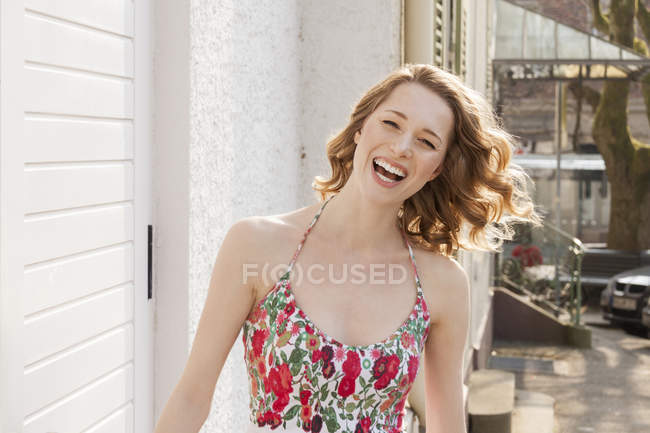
[421,139,436,149]
[383,120,399,128]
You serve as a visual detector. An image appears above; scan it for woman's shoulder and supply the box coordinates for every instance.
[411,246,470,325]
[227,202,320,262]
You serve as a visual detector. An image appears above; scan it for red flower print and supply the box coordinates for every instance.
[321,345,334,362]
[262,410,282,429]
[257,358,266,377]
[334,346,346,362]
[354,416,371,433]
[272,392,289,413]
[342,351,361,379]
[306,334,320,351]
[337,375,356,398]
[311,349,322,363]
[400,331,410,348]
[276,311,287,326]
[409,334,416,348]
[360,416,371,432]
[372,354,400,390]
[299,309,306,319]
[268,350,273,367]
[311,414,323,432]
[398,375,410,391]
[305,324,315,335]
[284,300,296,316]
[371,348,382,360]
[302,419,312,432]
[300,404,312,423]
[268,363,293,412]
[252,328,269,358]
[263,375,271,394]
[291,322,301,336]
[322,360,336,379]
[256,411,266,426]
[300,389,312,405]
[407,355,419,382]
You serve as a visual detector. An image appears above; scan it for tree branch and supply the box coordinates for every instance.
[633,37,650,56]
[567,81,601,113]
[642,72,650,131]
[590,0,611,36]
[637,0,650,45]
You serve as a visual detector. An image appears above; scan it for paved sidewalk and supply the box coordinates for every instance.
[491,307,650,433]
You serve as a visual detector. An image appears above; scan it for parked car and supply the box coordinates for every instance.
[642,296,650,331]
[600,266,650,332]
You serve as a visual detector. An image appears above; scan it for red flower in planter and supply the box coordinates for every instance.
[512,244,543,267]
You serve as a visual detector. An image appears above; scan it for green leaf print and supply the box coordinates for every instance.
[323,407,340,433]
[284,404,301,420]
[277,331,291,347]
[345,402,356,413]
[363,398,376,410]
[289,347,307,364]
[281,351,289,364]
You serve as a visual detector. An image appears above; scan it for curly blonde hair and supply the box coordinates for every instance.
[312,64,542,256]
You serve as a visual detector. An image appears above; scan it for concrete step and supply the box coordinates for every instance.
[488,354,570,376]
[468,369,515,433]
[512,390,555,433]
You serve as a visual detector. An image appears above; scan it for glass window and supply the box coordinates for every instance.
[496,0,524,58]
[525,12,555,59]
[591,36,620,59]
[557,24,589,59]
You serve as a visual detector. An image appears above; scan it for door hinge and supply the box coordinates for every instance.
[148,224,153,300]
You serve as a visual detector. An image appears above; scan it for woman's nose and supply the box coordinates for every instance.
[390,134,413,157]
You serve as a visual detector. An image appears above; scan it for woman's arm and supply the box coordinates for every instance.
[423,258,471,433]
[153,218,260,433]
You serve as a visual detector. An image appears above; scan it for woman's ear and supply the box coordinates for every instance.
[354,130,361,144]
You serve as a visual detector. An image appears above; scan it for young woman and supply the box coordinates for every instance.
[153,64,540,433]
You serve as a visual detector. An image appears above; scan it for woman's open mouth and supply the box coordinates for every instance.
[372,157,406,186]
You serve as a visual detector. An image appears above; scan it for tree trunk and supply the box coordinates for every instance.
[589,0,650,250]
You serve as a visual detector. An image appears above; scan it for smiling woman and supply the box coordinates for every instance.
[153,63,542,433]
[314,64,542,256]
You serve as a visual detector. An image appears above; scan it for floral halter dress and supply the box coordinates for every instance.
[242,194,431,432]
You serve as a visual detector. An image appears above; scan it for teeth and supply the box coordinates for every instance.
[374,158,406,178]
[376,170,398,183]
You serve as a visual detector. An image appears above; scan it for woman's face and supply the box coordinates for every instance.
[352,81,454,204]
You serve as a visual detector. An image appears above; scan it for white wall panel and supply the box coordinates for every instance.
[25,13,134,77]
[82,404,134,433]
[24,245,132,316]
[24,67,133,119]
[24,204,133,264]
[23,365,134,433]
[24,117,133,163]
[16,0,149,431]
[24,285,134,365]
[24,324,133,414]
[24,0,134,37]
[25,162,134,213]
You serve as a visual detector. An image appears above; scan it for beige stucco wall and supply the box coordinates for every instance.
[155,1,402,431]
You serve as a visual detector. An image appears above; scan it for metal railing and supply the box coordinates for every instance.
[496,220,585,326]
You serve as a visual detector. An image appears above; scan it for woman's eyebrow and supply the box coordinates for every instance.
[385,109,442,144]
